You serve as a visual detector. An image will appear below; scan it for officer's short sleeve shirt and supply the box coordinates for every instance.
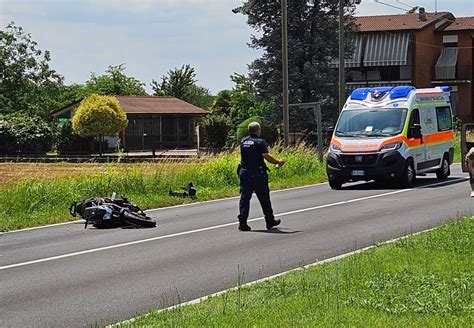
[241,135,268,169]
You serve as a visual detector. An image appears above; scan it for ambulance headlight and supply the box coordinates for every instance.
[330,143,341,152]
[380,141,402,152]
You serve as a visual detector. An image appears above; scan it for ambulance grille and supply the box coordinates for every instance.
[341,154,378,166]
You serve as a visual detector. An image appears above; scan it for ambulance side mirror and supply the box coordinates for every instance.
[410,124,422,139]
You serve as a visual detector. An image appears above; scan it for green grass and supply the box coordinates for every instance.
[119,217,473,327]
[0,146,326,231]
[454,133,462,164]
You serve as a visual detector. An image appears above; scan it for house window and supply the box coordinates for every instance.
[443,35,458,47]
[436,106,453,131]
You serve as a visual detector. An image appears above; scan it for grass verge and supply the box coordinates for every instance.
[0,146,326,231]
[118,217,473,327]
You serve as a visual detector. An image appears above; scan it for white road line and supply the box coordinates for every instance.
[0,177,464,271]
[1,182,328,235]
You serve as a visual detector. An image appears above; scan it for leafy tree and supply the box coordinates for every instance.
[201,114,233,149]
[236,116,279,145]
[186,84,214,110]
[211,90,232,116]
[72,94,127,154]
[0,22,64,118]
[83,64,147,96]
[7,114,54,153]
[234,1,355,122]
[151,64,213,109]
[228,73,274,125]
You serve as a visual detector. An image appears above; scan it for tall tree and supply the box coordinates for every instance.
[234,1,355,122]
[0,22,64,118]
[84,64,147,96]
[151,64,213,109]
[228,73,273,125]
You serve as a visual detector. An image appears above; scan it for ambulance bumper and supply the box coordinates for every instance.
[326,150,406,182]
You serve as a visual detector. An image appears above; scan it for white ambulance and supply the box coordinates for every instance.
[327,86,454,189]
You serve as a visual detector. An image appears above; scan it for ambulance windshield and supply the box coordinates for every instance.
[336,108,408,137]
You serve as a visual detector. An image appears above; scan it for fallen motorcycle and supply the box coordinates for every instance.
[69,194,156,229]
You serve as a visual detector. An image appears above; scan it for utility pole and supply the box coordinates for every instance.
[338,0,345,113]
[282,0,289,146]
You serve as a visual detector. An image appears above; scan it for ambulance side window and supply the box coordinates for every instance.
[408,109,420,138]
[436,106,453,131]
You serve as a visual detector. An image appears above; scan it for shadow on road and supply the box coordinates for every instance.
[251,228,302,234]
[341,176,467,191]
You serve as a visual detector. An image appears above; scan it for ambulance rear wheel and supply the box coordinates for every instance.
[329,178,343,190]
[436,155,450,180]
[400,160,415,188]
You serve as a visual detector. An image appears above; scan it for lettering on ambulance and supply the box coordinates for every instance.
[421,109,437,161]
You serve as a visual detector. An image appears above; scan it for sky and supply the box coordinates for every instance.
[1,0,473,94]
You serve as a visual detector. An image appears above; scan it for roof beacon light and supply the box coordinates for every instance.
[350,88,370,101]
[369,87,392,101]
[440,86,450,92]
[390,86,415,100]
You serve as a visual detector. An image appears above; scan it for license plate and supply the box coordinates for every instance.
[351,170,365,176]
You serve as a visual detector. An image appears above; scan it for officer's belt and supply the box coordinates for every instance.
[240,163,270,172]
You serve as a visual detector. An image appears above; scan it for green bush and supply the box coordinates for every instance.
[56,122,95,154]
[72,94,127,138]
[0,120,16,154]
[8,115,54,153]
[236,116,279,144]
[201,114,233,149]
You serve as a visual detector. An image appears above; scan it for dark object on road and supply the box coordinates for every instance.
[69,195,156,229]
[169,182,196,199]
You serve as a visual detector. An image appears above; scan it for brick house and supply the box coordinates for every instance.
[52,96,208,151]
[341,10,473,121]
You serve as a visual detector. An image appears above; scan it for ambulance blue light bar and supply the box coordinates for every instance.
[440,86,450,92]
[390,86,415,100]
[350,88,370,100]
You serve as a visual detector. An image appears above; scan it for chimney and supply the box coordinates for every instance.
[418,7,427,21]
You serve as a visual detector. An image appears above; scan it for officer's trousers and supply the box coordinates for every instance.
[238,168,274,224]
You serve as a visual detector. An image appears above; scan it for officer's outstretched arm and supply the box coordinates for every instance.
[263,153,285,166]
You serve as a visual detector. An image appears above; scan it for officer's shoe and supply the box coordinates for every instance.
[266,219,281,230]
[238,222,251,231]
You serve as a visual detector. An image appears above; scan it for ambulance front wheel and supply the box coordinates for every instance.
[400,159,415,188]
[436,154,451,180]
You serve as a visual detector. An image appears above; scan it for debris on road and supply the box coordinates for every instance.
[169,182,197,199]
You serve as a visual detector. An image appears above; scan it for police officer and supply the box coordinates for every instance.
[237,122,285,231]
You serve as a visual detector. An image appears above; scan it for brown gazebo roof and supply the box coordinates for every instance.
[115,96,208,115]
[52,95,208,117]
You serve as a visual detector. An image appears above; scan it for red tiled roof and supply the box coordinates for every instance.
[115,96,208,115]
[354,12,453,32]
[442,16,474,31]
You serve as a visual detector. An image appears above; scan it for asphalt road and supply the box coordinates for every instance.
[1,164,472,327]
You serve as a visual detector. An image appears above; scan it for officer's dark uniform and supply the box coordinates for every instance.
[238,134,275,226]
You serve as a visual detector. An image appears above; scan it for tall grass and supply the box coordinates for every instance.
[0,146,326,231]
